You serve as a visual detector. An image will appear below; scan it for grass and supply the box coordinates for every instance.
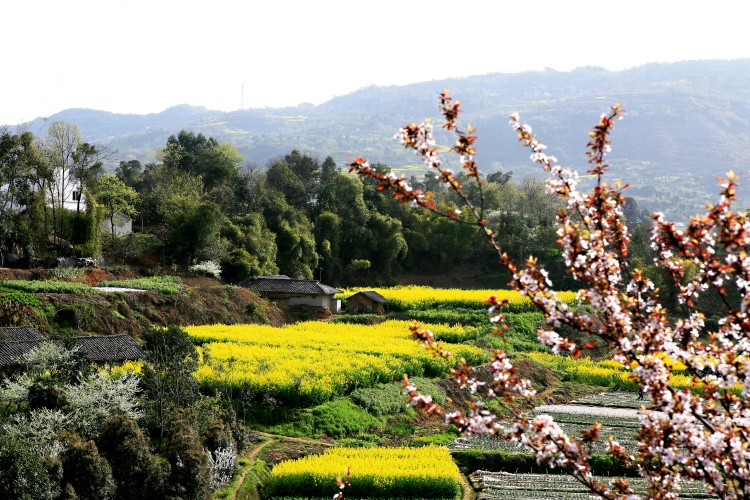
[96,275,186,294]
[261,399,385,439]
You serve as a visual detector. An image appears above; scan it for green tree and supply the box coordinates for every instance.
[71,141,110,212]
[261,194,318,279]
[95,174,138,237]
[0,129,38,265]
[59,432,116,500]
[220,213,279,282]
[115,159,143,189]
[141,325,200,446]
[320,155,339,186]
[165,409,210,500]
[361,212,408,279]
[168,201,225,264]
[0,435,59,500]
[161,130,241,192]
[97,415,168,500]
[313,211,342,284]
[266,160,308,211]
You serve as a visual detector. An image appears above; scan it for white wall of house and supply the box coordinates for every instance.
[289,295,334,309]
[1,179,85,212]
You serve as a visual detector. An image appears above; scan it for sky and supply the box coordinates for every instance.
[1,0,748,126]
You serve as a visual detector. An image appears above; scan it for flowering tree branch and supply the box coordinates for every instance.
[350,89,750,499]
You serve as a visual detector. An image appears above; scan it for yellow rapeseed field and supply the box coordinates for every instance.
[339,285,578,312]
[187,320,485,405]
[268,445,461,498]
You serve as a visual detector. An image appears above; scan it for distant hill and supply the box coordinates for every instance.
[18,59,750,220]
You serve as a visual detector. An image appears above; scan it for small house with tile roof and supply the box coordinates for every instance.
[0,327,145,372]
[346,290,389,314]
[0,326,45,342]
[0,327,46,370]
[68,334,145,363]
[237,275,342,313]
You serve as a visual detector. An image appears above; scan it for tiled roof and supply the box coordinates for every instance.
[69,335,145,362]
[354,290,389,303]
[0,326,44,342]
[0,334,145,367]
[0,341,40,367]
[237,276,342,296]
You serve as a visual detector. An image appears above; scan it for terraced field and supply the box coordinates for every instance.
[453,391,708,498]
[473,472,715,499]
[452,392,646,454]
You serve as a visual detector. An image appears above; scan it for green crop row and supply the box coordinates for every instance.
[0,280,94,294]
[96,275,185,294]
[350,377,446,416]
[0,290,44,307]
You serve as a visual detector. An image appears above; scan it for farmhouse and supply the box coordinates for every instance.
[0,326,145,371]
[346,290,388,314]
[68,334,145,364]
[237,275,342,313]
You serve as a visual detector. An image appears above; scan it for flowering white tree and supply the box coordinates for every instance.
[350,90,750,499]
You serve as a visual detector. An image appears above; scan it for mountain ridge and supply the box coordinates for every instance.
[13,58,750,219]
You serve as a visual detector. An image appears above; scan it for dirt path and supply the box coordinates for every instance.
[230,438,276,500]
[460,472,474,500]
[228,433,333,500]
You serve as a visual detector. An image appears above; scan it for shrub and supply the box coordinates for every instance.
[0,435,59,500]
[0,291,43,308]
[59,432,116,500]
[96,415,168,500]
[350,377,444,415]
[309,398,383,438]
[189,260,222,279]
[165,410,210,500]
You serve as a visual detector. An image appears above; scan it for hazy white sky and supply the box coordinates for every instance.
[1,0,747,125]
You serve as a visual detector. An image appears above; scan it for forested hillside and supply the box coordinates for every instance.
[17,59,750,220]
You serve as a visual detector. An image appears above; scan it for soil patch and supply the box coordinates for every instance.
[257,439,330,467]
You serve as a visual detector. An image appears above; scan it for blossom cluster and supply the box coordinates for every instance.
[350,89,750,499]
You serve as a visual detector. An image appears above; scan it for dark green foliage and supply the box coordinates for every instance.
[165,409,211,500]
[0,436,59,500]
[163,130,241,192]
[243,299,269,323]
[70,196,104,258]
[450,450,637,477]
[97,415,168,500]
[204,420,236,454]
[261,194,318,279]
[220,214,279,282]
[267,399,384,438]
[59,432,116,500]
[266,161,309,211]
[393,308,489,326]
[167,201,225,264]
[141,325,200,444]
[28,383,64,410]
